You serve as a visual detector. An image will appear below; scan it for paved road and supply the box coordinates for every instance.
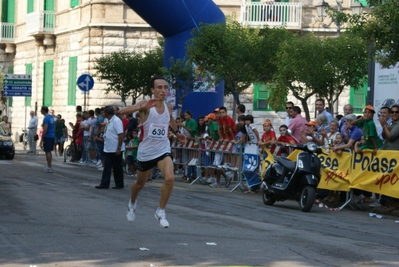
[1,147,399,267]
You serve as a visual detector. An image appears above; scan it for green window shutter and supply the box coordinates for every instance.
[253,82,272,111]
[27,0,34,13]
[68,56,78,106]
[2,0,15,22]
[350,82,368,114]
[25,63,33,107]
[44,0,54,11]
[70,0,79,8]
[7,66,13,107]
[43,60,53,107]
[7,0,15,23]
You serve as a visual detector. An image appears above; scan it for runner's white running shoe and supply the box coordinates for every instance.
[155,208,169,228]
[126,200,136,222]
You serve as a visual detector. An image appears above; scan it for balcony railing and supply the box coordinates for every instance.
[0,22,15,43]
[26,11,55,35]
[241,2,302,29]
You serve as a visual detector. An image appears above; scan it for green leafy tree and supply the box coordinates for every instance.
[94,47,163,106]
[348,0,399,67]
[270,33,368,120]
[187,20,261,106]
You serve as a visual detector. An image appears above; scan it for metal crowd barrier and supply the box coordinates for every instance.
[171,139,245,192]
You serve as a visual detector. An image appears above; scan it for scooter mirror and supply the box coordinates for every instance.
[286,129,292,136]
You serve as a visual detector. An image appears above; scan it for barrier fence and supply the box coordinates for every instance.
[171,139,399,203]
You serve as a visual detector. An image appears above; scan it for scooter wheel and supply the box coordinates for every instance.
[299,186,316,212]
[262,191,276,206]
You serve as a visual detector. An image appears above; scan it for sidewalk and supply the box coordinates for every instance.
[13,142,399,218]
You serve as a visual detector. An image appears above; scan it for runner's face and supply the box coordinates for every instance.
[152,79,168,100]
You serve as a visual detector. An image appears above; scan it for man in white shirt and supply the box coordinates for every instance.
[95,106,125,189]
[27,111,38,154]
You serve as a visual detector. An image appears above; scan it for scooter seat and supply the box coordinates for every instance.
[276,157,296,172]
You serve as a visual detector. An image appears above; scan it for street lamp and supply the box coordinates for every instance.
[316,0,363,35]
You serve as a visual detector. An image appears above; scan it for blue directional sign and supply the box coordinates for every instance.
[76,74,94,92]
[2,74,32,97]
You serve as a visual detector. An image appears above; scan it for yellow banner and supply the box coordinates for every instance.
[260,147,399,198]
[349,150,399,198]
[318,150,351,192]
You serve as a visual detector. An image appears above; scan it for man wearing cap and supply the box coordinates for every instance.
[301,121,318,144]
[288,106,308,143]
[351,105,382,155]
[332,113,363,152]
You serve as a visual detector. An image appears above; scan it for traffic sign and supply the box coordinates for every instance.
[2,74,32,97]
[76,74,94,92]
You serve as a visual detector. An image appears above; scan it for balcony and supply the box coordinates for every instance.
[241,1,302,29]
[26,11,55,35]
[0,22,15,43]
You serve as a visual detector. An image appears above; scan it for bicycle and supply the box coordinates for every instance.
[63,134,76,163]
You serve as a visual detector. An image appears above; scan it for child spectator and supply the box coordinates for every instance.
[259,119,276,157]
[332,132,345,155]
[352,105,383,155]
[271,124,296,156]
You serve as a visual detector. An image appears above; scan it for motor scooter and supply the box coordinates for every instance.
[261,142,321,212]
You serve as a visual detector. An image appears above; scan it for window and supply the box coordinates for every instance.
[71,0,79,8]
[68,56,78,106]
[1,0,15,23]
[350,82,368,114]
[25,63,33,107]
[43,60,53,107]
[27,0,34,13]
[253,82,272,111]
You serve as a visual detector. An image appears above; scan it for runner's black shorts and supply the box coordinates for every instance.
[136,153,173,172]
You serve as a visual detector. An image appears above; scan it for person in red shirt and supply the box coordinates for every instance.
[259,119,276,156]
[217,106,236,141]
[270,124,297,156]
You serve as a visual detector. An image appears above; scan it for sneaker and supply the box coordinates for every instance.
[97,167,104,171]
[126,200,137,222]
[369,201,381,208]
[96,160,102,166]
[209,182,220,188]
[78,160,85,164]
[42,167,53,173]
[155,208,169,228]
[206,177,215,184]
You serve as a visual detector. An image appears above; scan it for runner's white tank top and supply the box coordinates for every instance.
[138,101,171,161]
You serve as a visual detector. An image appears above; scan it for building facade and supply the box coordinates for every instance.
[0,0,367,138]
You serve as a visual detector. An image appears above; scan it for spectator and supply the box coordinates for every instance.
[285,101,294,126]
[270,124,296,157]
[288,106,308,144]
[380,104,399,150]
[259,119,276,157]
[94,107,105,167]
[300,121,318,144]
[54,114,67,157]
[236,104,246,123]
[125,129,140,177]
[377,106,392,140]
[339,104,354,136]
[217,106,236,141]
[27,111,38,155]
[95,105,125,189]
[332,114,363,152]
[94,122,106,171]
[315,98,334,125]
[320,120,339,149]
[352,105,383,155]
[39,106,55,173]
[0,115,12,135]
[69,113,83,162]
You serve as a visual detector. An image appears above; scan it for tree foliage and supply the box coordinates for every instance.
[271,33,368,120]
[187,20,288,106]
[93,47,163,106]
[348,0,399,67]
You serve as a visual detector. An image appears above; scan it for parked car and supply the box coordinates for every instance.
[0,125,15,160]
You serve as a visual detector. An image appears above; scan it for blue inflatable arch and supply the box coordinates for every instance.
[123,0,226,119]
